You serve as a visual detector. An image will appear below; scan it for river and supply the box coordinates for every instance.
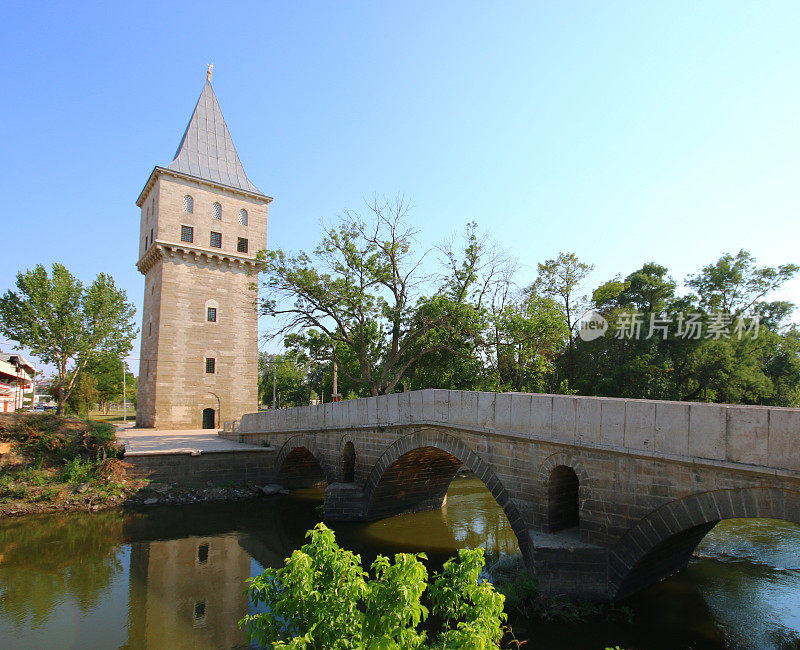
[1,477,799,649]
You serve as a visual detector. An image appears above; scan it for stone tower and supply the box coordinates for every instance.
[135,78,271,429]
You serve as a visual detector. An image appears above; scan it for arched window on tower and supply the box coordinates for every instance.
[238,209,248,226]
[183,195,194,213]
[212,202,222,220]
[205,298,219,323]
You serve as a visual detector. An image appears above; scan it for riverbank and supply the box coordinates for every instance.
[0,413,275,517]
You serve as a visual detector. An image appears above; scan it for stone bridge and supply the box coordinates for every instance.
[223,389,800,601]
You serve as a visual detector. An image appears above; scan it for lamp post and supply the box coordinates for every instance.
[122,358,127,422]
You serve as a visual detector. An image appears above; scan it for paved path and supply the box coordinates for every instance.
[115,422,269,455]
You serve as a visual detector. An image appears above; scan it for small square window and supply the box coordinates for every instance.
[181,225,194,243]
[205,358,215,374]
[207,307,216,322]
[197,543,209,564]
[210,231,222,248]
[237,237,248,253]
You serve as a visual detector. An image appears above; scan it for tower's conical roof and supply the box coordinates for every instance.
[166,81,264,196]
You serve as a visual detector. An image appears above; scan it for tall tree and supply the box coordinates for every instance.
[82,355,134,413]
[533,252,593,387]
[0,264,137,415]
[408,222,516,391]
[67,372,99,417]
[261,198,472,395]
[258,351,312,408]
[571,253,799,406]
[493,290,567,393]
[687,249,798,316]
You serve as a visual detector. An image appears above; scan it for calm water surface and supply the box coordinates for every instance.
[1,477,799,649]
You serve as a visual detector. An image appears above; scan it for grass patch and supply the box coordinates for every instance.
[0,413,129,506]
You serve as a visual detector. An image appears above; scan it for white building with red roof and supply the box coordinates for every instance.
[0,353,36,412]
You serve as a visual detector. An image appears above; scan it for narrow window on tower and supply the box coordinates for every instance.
[212,202,222,220]
[150,228,153,245]
[181,225,194,243]
[238,209,248,226]
[148,322,152,336]
[207,307,216,322]
[210,231,222,248]
[183,195,194,213]
[205,358,216,374]
[237,237,248,253]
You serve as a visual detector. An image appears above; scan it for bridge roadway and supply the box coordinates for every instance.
[222,389,800,600]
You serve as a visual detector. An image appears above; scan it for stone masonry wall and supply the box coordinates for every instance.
[125,450,274,486]
[227,390,800,599]
[135,173,268,430]
[142,175,268,263]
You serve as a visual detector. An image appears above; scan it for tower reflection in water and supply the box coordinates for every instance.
[127,535,250,650]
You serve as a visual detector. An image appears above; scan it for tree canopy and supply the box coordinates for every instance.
[259,203,798,408]
[261,198,488,396]
[0,263,137,415]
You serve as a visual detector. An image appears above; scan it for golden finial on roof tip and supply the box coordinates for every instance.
[207,64,213,82]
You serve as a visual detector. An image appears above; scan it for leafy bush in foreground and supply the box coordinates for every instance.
[240,523,506,649]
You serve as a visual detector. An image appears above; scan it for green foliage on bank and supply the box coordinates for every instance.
[0,413,126,504]
[240,523,507,649]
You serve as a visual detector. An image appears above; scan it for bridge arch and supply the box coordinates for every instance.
[537,452,593,535]
[363,428,532,562]
[275,435,331,488]
[609,487,800,600]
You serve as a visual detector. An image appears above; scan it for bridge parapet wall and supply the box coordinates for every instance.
[239,389,800,474]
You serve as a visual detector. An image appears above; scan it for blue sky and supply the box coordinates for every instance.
[1,1,799,373]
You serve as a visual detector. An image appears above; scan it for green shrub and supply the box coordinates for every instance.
[59,457,96,485]
[240,523,507,649]
[90,421,116,444]
[495,571,539,612]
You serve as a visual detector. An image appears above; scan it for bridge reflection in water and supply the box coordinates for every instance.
[1,484,800,649]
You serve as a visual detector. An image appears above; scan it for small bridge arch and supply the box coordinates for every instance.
[275,435,331,488]
[609,487,800,600]
[363,429,532,563]
[537,452,593,536]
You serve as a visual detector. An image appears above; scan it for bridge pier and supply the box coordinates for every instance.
[324,483,367,520]
[528,531,609,600]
